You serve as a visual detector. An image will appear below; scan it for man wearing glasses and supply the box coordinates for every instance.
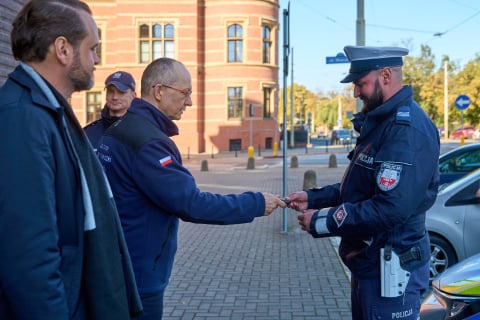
[97,57,286,319]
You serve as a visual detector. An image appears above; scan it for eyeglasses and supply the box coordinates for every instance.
[158,84,192,98]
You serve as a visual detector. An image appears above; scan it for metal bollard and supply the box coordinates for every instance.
[201,159,209,171]
[290,155,299,168]
[328,154,337,168]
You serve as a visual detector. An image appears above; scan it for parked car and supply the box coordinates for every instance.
[474,128,480,140]
[420,252,480,320]
[426,168,480,281]
[439,143,480,185]
[330,129,351,145]
[316,131,326,139]
[451,125,476,139]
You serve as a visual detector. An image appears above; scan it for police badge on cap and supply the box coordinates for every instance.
[340,45,409,84]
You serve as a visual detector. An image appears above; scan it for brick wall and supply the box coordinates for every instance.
[0,0,25,85]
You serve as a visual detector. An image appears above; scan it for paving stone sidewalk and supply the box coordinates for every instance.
[163,154,353,319]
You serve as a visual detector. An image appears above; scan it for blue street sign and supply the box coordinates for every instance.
[455,94,470,110]
[326,53,349,64]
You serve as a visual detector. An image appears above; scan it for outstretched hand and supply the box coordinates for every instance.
[284,191,308,212]
[262,193,287,216]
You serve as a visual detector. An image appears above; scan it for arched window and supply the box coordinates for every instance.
[139,22,175,63]
[227,24,243,62]
[262,25,271,64]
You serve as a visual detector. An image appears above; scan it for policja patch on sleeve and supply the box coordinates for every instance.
[376,162,402,191]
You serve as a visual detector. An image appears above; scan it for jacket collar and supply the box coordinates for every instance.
[353,85,413,137]
[128,97,179,137]
[9,64,62,113]
[100,106,122,126]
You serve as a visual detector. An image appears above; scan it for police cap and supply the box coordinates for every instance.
[340,45,409,83]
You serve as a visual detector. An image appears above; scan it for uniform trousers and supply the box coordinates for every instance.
[351,262,429,320]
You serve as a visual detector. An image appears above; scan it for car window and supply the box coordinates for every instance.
[445,178,480,206]
[439,149,480,174]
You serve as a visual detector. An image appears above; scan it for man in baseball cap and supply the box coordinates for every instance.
[105,71,136,92]
[84,71,136,151]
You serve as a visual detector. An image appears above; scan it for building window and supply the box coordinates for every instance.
[229,139,242,151]
[227,24,243,62]
[96,28,102,65]
[86,91,102,123]
[262,25,271,63]
[263,87,273,118]
[139,22,175,63]
[227,87,243,119]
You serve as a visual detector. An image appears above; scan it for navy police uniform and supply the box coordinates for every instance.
[84,71,136,151]
[84,106,122,151]
[307,46,440,320]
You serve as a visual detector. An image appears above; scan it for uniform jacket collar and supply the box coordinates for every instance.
[128,97,179,137]
[353,85,413,138]
[100,105,122,126]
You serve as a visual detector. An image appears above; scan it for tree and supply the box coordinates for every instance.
[278,83,317,126]
[451,54,480,127]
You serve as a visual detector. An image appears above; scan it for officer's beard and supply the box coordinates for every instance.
[360,78,384,114]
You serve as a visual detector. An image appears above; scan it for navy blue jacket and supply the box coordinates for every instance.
[98,98,265,293]
[307,86,439,278]
[0,66,86,319]
[84,106,121,151]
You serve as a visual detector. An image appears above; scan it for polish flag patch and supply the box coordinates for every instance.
[159,156,173,167]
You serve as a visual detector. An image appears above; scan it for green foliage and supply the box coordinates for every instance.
[279,45,480,135]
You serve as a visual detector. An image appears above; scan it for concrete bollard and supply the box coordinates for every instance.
[303,170,317,190]
[201,159,209,171]
[328,154,337,168]
[247,157,255,170]
[290,155,299,168]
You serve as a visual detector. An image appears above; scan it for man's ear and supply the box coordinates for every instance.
[53,36,71,66]
[382,67,392,84]
[153,85,163,101]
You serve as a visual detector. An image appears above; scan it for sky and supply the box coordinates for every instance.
[278,0,480,93]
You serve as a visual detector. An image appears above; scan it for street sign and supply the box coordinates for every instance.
[455,95,470,110]
[326,53,349,64]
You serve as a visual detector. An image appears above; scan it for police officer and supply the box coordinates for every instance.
[84,71,136,151]
[286,45,440,320]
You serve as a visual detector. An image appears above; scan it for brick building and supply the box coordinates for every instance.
[75,0,281,154]
[0,0,24,85]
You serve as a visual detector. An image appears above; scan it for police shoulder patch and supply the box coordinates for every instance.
[395,106,411,124]
[376,162,402,191]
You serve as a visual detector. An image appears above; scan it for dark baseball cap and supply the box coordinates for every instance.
[105,71,136,92]
[340,45,409,83]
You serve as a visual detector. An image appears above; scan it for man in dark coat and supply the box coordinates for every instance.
[0,1,141,319]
